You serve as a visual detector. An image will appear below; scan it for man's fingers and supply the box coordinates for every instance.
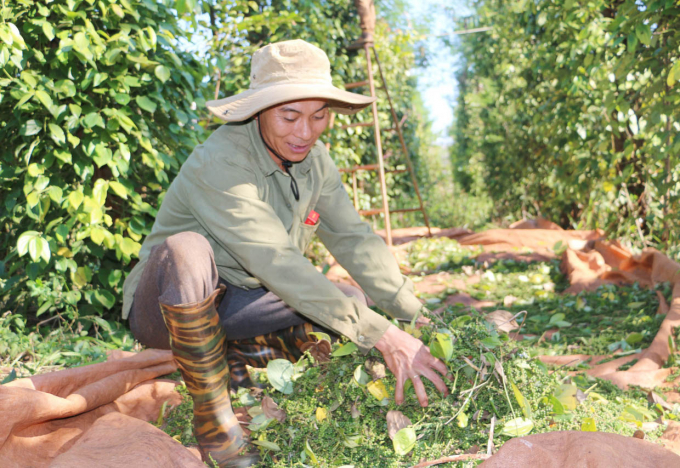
[394,374,406,405]
[411,375,429,407]
[420,368,449,397]
[428,355,451,379]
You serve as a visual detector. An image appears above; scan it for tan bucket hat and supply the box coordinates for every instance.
[206,39,375,122]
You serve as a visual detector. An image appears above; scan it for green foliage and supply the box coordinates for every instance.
[0,311,135,377]
[450,0,680,247]
[0,0,207,322]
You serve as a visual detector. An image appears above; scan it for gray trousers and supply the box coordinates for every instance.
[128,232,366,349]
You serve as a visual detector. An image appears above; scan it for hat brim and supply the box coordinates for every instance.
[206,83,375,122]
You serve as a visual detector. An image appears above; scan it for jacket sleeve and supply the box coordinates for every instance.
[181,154,391,354]
[314,153,424,323]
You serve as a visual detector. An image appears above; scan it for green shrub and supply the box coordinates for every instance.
[0,0,206,322]
[450,0,680,246]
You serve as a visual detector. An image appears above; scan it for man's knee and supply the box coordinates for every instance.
[154,232,213,267]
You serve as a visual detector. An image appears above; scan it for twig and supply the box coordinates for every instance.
[410,453,491,467]
[458,380,489,395]
[498,310,528,336]
[444,373,478,425]
[487,415,496,455]
[461,356,481,372]
[36,315,61,328]
[9,352,26,369]
[548,358,582,375]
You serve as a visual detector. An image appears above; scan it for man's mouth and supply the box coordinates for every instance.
[287,142,311,154]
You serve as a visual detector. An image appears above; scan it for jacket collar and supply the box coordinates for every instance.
[247,120,314,177]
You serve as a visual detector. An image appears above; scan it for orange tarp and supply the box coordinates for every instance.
[480,431,680,467]
[0,349,203,467]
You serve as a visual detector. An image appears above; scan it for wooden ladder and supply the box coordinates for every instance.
[336,43,432,247]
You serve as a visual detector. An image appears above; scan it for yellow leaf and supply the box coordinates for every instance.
[367,379,390,401]
[316,407,327,423]
[57,247,73,258]
[581,417,597,432]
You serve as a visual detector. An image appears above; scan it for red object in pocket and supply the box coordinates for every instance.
[304,210,320,226]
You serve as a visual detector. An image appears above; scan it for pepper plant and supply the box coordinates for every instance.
[0,0,207,322]
[450,0,680,247]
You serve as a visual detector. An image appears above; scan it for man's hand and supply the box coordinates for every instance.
[374,324,451,407]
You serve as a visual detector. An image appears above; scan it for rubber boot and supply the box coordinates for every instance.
[227,323,337,391]
[160,285,259,467]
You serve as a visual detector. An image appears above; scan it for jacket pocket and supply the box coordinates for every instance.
[298,221,320,253]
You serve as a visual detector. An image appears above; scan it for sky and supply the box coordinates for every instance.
[406,0,472,147]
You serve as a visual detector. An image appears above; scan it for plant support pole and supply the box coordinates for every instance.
[365,42,392,246]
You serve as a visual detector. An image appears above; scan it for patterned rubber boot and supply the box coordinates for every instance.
[227,323,337,391]
[160,285,259,468]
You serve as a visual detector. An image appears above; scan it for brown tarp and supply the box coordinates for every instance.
[0,349,202,467]
[480,431,680,467]
[2,221,679,466]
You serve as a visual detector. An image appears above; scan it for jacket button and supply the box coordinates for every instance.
[358,335,365,342]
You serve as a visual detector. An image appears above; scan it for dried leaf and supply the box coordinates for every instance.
[576,389,588,404]
[365,357,387,380]
[262,396,286,423]
[503,295,519,307]
[387,410,412,440]
[316,407,327,423]
[648,391,673,411]
[494,360,507,384]
[301,339,332,363]
[485,310,519,333]
[350,403,361,419]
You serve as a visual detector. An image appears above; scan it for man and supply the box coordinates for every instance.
[122,39,449,467]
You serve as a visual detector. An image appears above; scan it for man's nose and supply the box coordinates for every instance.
[296,119,312,140]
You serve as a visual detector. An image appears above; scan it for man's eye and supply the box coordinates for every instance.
[284,118,296,122]
[313,115,326,120]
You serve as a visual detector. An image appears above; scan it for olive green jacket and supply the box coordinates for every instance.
[122,120,423,353]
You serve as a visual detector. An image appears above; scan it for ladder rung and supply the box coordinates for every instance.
[339,121,375,130]
[358,207,424,216]
[358,208,384,216]
[338,165,409,174]
[344,80,369,89]
[338,164,379,173]
[389,207,422,214]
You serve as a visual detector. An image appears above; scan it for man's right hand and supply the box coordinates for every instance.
[373,324,451,407]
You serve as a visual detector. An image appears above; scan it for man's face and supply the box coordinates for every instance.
[258,99,330,168]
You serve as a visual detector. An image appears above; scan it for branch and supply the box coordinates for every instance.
[410,453,491,468]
